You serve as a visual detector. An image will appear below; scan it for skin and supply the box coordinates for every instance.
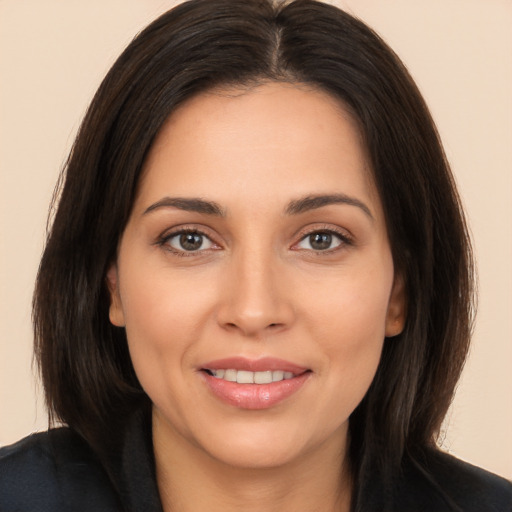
[107,82,406,512]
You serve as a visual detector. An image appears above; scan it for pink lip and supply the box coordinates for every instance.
[202,356,308,374]
[200,357,311,410]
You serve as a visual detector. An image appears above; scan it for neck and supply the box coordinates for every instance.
[152,409,352,512]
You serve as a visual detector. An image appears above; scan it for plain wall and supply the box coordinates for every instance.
[1,0,511,479]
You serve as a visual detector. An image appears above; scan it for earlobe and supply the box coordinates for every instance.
[106,264,125,327]
[385,273,406,337]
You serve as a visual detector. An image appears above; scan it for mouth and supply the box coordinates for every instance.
[200,357,312,409]
[203,368,299,384]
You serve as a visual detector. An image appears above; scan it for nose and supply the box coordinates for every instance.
[216,247,295,337]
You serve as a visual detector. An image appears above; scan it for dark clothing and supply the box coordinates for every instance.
[1,411,511,511]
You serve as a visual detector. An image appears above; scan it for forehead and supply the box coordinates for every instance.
[136,82,380,216]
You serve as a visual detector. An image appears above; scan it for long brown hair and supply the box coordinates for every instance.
[33,0,475,509]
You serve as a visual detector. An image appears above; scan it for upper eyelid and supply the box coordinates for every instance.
[157,228,221,257]
[160,225,216,240]
[294,224,353,241]
[157,226,220,249]
[156,223,353,248]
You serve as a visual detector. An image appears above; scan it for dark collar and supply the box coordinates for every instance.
[109,407,163,512]
[106,408,512,512]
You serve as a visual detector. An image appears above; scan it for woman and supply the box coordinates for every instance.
[0,0,510,510]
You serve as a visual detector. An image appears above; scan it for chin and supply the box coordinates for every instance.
[203,436,305,470]
[191,417,345,471]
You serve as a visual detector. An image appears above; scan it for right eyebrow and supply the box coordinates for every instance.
[142,197,225,217]
[285,193,374,220]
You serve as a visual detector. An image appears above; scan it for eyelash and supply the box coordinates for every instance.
[156,227,218,257]
[156,225,353,257]
[293,226,354,253]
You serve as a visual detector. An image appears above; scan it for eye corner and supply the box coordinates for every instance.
[292,226,354,253]
[156,226,222,256]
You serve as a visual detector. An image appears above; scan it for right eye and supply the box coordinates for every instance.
[164,230,215,253]
[296,231,344,251]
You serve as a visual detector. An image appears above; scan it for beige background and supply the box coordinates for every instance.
[1,0,511,479]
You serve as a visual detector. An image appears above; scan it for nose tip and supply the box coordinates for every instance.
[216,261,294,337]
[222,314,287,337]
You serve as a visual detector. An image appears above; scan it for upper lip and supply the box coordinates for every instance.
[201,356,309,374]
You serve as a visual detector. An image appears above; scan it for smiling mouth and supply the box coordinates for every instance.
[200,357,312,408]
[203,369,303,384]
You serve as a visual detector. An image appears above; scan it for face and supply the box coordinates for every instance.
[107,83,405,470]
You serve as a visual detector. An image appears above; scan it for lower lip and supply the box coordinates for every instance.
[202,372,311,410]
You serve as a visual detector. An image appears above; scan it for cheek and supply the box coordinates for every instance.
[301,263,392,405]
[118,265,215,386]
[305,263,393,347]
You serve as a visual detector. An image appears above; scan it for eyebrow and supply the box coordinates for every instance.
[285,193,373,220]
[142,197,225,216]
[142,193,373,220]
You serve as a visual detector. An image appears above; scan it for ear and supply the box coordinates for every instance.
[106,264,125,327]
[385,273,406,337]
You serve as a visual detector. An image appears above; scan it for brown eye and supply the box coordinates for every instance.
[309,233,333,250]
[296,231,344,251]
[167,231,213,252]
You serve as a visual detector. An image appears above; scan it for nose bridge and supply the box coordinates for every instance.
[218,237,293,336]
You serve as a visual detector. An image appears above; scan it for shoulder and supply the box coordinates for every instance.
[0,428,121,511]
[396,447,512,511]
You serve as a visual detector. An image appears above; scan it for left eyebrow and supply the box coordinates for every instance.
[142,197,225,217]
[285,193,374,220]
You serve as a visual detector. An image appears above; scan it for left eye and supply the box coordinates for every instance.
[166,231,214,252]
[296,231,344,251]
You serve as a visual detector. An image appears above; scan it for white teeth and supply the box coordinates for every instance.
[272,370,284,381]
[236,370,254,384]
[224,369,237,382]
[254,371,272,384]
[209,369,297,384]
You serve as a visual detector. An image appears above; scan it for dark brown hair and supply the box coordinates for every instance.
[33,0,474,508]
